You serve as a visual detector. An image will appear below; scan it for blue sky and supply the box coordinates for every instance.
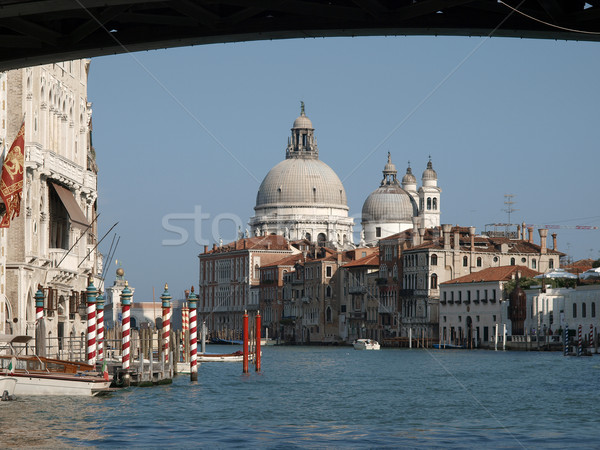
[88,36,600,301]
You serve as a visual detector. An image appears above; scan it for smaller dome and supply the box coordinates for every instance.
[402,166,417,185]
[116,267,125,277]
[293,101,313,129]
[383,152,396,173]
[422,160,437,180]
[293,114,313,129]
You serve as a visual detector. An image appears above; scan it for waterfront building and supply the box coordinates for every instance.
[258,253,304,340]
[361,155,441,245]
[249,105,354,249]
[339,249,380,342]
[525,284,600,340]
[439,265,539,346]
[0,60,100,343]
[280,247,350,344]
[376,224,562,342]
[198,235,298,337]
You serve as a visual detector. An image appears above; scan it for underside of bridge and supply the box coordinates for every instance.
[0,0,598,69]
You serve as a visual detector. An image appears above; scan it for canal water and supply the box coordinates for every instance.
[2,346,600,448]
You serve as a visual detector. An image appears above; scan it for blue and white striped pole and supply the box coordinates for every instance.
[563,325,569,356]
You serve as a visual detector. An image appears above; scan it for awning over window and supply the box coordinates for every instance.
[50,182,90,230]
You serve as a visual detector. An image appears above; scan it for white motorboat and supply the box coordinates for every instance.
[353,339,381,350]
[0,334,112,396]
[0,377,17,400]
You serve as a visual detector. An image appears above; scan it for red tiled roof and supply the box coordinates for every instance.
[343,250,380,268]
[441,265,540,285]
[261,254,304,268]
[203,235,290,254]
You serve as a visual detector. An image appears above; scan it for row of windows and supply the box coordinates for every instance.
[443,289,497,302]
[573,302,596,318]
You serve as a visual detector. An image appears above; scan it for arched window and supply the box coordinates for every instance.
[549,259,554,269]
[431,254,438,266]
[427,197,432,210]
[573,303,577,318]
[476,257,482,267]
[326,306,332,323]
[317,233,327,244]
[532,259,537,269]
[510,258,515,266]
[432,198,438,210]
[463,256,468,267]
[592,302,596,318]
[582,302,587,318]
[431,273,438,290]
[326,286,332,298]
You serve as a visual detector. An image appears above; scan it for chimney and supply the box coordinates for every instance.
[522,222,526,240]
[442,224,451,250]
[337,252,342,265]
[527,226,533,244]
[204,245,208,254]
[516,224,521,240]
[243,240,246,249]
[212,243,217,251]
[469,226,475,252]
[552,233,557,250]
[267,241,271,250]
[418,227,425,246]
[453,227,460,251]
[539,228,548,254]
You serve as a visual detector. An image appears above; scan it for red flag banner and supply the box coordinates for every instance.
[0,121,25,228]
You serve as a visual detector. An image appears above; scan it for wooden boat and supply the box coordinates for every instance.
[353,339,381,350]
[0,334,112,396]
[433,343,466,349]
[198,350,257,362]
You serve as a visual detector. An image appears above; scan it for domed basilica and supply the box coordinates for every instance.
[249,104,441,248]
[361,154,441,245]
[249,104,355,249]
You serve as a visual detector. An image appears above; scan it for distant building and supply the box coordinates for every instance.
[0,60,101,343]
[439,265,539,346]
[197,235,298,336]
[525,284,600,339]
[339,249,380,342]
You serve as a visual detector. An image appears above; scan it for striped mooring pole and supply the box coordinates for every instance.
[161,284,172,364]
[590,324,594,350]
[563,325,569,356]
[86,277,97,366]
[35,285,44,323]
[182,305,189,333]
[188,288,198,382]
[578,324,582,356]
[120,281,133,370]
[96,291,105,363]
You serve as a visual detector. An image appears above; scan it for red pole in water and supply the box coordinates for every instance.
[255,311,262,372]
[243,310,249,374]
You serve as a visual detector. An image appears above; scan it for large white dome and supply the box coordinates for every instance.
[249,104,354,248]
[255,158,348,210]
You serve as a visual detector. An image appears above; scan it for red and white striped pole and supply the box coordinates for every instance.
[188,288,198,382]
[86,277,98,366]
[255,311,262,372]
[120,282,133,370]
[161,284,172,364]
[578,324,582,357]
[34,286,44,323]
[96,291,105,362]
[182,305,189,333]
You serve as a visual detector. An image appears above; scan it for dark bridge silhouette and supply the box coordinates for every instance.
[1,0,598,69]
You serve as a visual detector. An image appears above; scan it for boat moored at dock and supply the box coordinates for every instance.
[353,339,381,350]
[0,335,112,396]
